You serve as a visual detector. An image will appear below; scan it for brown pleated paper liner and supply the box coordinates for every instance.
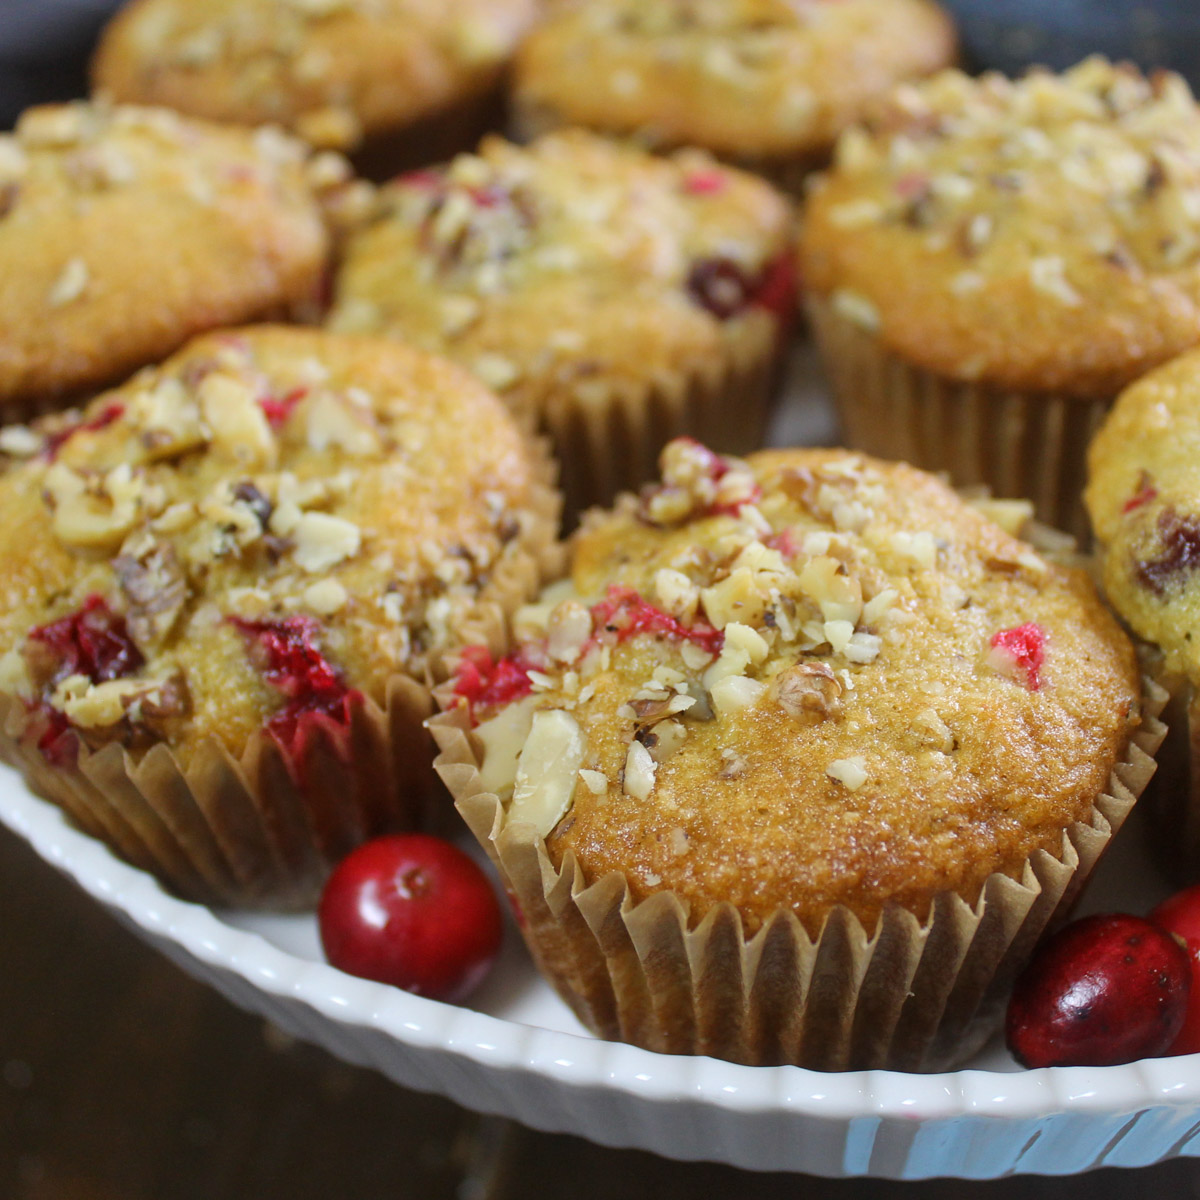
[807,293,1119,546]
[350,81,510,183]
[0,441,562,909]
[1133,660,1200,885]
[429,678,1166,1073]
[508,99,827,197]
[543,316,783,524]
[0,676,435,909]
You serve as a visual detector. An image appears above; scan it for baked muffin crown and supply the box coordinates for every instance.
[92,0,539,151]
[513,0,956,163]
[1087,347,1200,687]
[0,326,554,768]
[457,440,1140,934]
[801,58,1200,399]
[329,130,796,412]
[0,100,333,411]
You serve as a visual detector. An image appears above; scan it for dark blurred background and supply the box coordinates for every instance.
[4,0,1200,133]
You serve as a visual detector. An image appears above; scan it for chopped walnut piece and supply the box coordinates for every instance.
[114,543,189,653]
[511,709,586,835]
[773,661,842,721]
[623,740,657,800]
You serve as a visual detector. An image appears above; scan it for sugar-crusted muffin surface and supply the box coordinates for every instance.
[513,0,955,164]
[1087,348,1200,687]
[802,58,1200,398]
[0,101,332,411]
[92,0,538,151]
[0,326,552,768]
[458,441,1140,934]
[328,130,796,420]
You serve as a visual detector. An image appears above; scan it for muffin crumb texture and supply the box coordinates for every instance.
[0,100,336,410]
[513,0,956,165]
[0,327,549,770]
[1088,347,1200,688]
[460,440,1141,934]
[92,0,539,150]
[802,58,1200,397]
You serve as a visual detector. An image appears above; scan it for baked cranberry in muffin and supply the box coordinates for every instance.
[0,326,559,906]
[329,130,796,515]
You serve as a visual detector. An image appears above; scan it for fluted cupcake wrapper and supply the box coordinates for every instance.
[0,441,563,910]
[430,677,1166,1072]
[543,318,783,524]
[508,99,826,197]
[807,294,1119,546]
[351,82,510,183]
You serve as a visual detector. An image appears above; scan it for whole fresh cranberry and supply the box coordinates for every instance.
[318,834,503,1003]
[1151,884,1200,1055]
[1006,913,1190,1068]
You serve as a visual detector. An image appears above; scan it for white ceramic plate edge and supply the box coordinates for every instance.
[8,765,1200,1180]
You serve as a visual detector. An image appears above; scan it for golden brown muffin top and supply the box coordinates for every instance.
[92,0,540,151]
[0,326,552,768]
[512,0,956,162]
[1086,347,1200,689]
[801,59,1200,400]
[328,130,796,417]
[457,440,1140,934]
[0,100,336,412]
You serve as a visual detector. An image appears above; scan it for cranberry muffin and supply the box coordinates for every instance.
[801,58,1200,540]
[512,0,957,190]
[328,130,796,517]
[0,100,336,420]
[92,0,540,175]
[1087,347,1200,874]
[0,326,559,907]
[432,439,1162,1070]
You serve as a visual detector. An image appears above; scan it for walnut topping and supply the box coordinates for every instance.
[45,462,149,549]
[290,512,361,573]
[49,670,190,729]
[47,258,90,308]
[579,768,609,795]
[907,707,954,753]
[0,426,42,458]
[637,717,687,764]
[303,578,348,615]
[511,709,586,835]
[304,392,381,456]
[826,756,867,791]
[547,600,591,664]
[623,739,657,800]
[114,542,189,652]
[198,373,275,466]
[773,661,841,721]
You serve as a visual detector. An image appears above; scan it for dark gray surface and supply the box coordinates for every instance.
[943,0,1200,82]
[0,0,122,128]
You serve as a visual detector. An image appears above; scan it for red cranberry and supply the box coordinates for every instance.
[452,645,537,717]
[1123,471,1158,515]
[687,257,757,319]
[1006,913,1191,1068]
[988,623,1047,692]
[43,403,126,461]
[230,616,358,757]
[258,387,307,429]
[590,585,724,655]
[29,595,143,688]
[1136,507,1200,596]
[318,834,503,1002]
[26,596,142,764]
[1150,885,1200,1055]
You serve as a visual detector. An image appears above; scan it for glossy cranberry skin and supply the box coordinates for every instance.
[1006,913,1191,1068]
[318,835,503,1003]
[1151,885,1200,1055]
